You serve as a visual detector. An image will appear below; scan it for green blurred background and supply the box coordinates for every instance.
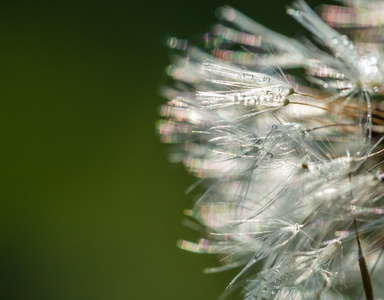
[0,0,324,299]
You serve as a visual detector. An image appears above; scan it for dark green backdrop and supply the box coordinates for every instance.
[0,0,325,299]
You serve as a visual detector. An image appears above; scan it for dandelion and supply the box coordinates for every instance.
[157,1,384,299]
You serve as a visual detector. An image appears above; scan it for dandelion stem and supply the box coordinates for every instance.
[353,215,374,300]
[364,160,384,174]
[288,101,334,113]
[297,90,384,121]
[304,123,355,133]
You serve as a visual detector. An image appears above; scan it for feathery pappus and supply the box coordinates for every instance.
[157,1,384,299]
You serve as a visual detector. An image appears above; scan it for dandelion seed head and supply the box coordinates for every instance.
[157,1,384,299]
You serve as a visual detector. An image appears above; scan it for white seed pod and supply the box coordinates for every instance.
[197,62,293,109]
[215,6,307,68]
[319,0,384,29]
[246,241,342,299]
[306,156,356,178]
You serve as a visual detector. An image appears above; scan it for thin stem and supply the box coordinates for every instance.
[351,172,374,300]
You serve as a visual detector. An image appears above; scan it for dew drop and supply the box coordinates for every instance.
[167,37,178,48]
[370,57,378,64]
[263,77,270,83]
[243,73,254,80]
